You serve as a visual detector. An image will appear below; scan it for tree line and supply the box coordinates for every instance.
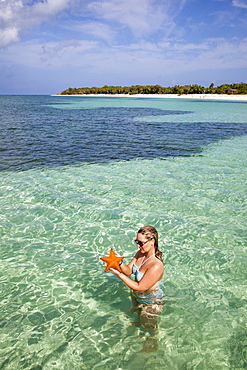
[60,83,247,95]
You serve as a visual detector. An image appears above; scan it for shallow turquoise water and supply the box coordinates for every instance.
[0,96,247,369]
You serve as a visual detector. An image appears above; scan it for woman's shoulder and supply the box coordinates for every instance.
[150,257,164,271]
[144,257,164,280]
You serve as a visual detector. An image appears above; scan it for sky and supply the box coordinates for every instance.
[0,0,246,94]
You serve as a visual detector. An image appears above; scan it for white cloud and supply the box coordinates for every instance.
[0,0,72,48]
[1,27,19,47]
[40,39,98,62]
[232,0,247,8]
[1,0,187,48]
[0,34,246,93]
[71,21,114,43]
[1,35,246,75]
[0,0,22,46]
[0,38,99,69]
[88,0,187,38]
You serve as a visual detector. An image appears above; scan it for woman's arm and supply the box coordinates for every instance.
[118,256,136,276]
[118,251,141,276]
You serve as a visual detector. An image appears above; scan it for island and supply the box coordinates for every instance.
[58,83,247,96]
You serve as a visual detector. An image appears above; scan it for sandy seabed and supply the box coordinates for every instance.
[55,93,247,101]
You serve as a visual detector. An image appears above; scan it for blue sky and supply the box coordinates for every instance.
[0,0,246,94]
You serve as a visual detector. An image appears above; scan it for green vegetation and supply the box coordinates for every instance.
[60,83,247,95]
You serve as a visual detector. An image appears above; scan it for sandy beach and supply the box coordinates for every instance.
[55,93,247,101]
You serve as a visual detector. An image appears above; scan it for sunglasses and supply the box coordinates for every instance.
[135,239,150,247]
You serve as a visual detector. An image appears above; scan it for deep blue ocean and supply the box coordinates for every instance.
[0,95,247,369]
[1,95,247,170]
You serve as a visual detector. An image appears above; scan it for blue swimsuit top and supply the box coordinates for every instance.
[132,259,164,304]
[132,263,144,282]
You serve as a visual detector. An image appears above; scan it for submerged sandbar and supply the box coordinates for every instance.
[54,93,247,101]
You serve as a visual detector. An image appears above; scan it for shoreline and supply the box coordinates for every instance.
[53,93,247,101]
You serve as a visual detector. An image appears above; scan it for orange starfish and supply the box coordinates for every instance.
[100,248,124,272]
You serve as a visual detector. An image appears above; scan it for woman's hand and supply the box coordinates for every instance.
[110,268,121,276]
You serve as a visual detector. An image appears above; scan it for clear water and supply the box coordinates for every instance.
[0,96,247,369]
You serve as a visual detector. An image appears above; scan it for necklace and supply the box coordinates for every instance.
[139,253,155,269]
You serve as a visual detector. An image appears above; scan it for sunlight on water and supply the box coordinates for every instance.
[0,135,246,369]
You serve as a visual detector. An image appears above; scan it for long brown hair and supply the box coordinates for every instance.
[137,225,163,263]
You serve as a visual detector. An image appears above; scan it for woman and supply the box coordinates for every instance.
[110,225,165,332]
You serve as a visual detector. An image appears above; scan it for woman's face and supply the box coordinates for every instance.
[136,233,154,253]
